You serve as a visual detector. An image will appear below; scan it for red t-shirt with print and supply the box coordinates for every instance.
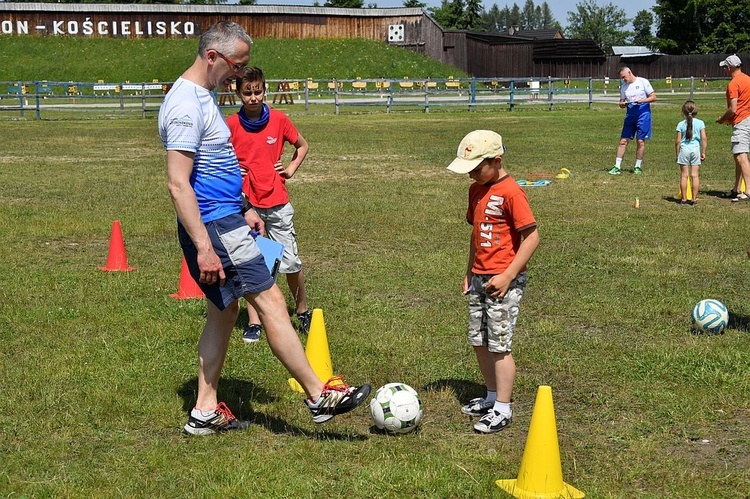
[226,109,299,209]
[466,175,537,275]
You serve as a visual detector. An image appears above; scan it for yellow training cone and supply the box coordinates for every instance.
[677,177,693,201]
[288,308,334,393]
[496,386,585,499]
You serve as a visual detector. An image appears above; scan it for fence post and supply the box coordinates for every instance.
[689,76,695,100]
[34,81,42,120]
[334,78,339,116]
[424,81,429,113]
[304,80,309,112]
[119,83,125,113]
[547,76,554,111]
[469,77,476,111]
[141,83,147,119]
[387,80,393,113]
[509,80,515,111]
[588,78,593,110]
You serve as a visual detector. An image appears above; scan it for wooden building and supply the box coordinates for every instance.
[0,3,740,79]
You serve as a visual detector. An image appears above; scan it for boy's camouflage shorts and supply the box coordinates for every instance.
[467,272,527,353]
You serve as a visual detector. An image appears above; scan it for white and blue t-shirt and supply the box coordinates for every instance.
[621,77,654,116]
[158,77,242,223]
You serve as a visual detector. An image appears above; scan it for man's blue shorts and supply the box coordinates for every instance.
[621,106,652,141]
[178,213,274,311]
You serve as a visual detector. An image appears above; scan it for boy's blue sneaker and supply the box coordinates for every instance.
[461,398,494,417]
[474,410,512,434]
[242,323,262,343]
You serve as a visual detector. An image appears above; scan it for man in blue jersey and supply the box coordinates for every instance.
[609,67,657,175]
[158,21,369,435]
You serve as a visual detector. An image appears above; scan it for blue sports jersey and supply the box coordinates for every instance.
[158,78,243,223]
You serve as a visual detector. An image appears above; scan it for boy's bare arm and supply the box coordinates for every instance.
[277,133,309,178]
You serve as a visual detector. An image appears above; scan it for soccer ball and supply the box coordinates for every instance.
[370,383,423,434]
[691,299,729,334]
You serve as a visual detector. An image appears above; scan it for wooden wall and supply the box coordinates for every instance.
[0,3,424,43]
[1,3,746,79]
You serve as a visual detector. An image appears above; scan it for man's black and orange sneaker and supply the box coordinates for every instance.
[184,402,250,435]
[306,375,371,423]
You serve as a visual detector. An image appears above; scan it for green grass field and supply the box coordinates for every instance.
[0,36,469,82]
[1,101,749,497]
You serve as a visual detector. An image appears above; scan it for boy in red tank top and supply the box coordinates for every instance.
[447,130,540,434]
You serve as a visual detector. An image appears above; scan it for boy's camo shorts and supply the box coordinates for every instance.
[467,272,527,353]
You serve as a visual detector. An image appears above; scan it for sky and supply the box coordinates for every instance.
[250,0,658,28]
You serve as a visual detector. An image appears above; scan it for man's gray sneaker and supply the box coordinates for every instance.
[461,397,494,417]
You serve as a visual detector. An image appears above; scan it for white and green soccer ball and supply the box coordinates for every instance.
[691,298,729,334]
[370,382,423,434]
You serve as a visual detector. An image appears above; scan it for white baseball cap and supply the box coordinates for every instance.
[720,55,742,68]
[447,130,504,174]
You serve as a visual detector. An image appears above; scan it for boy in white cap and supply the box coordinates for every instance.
[716,54,750,201]
[447,130,540,434]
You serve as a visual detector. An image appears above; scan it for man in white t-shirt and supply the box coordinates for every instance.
[609,67,657,175]
[158,21,369,435]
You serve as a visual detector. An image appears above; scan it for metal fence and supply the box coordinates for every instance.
[0,76,731,120]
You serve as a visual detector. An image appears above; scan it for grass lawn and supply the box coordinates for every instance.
[0,102,748,497]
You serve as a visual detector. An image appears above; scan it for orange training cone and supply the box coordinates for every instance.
[99,220,135,272]
[496,386,585,499]
[170,257,204,299]
[288,308,334,393]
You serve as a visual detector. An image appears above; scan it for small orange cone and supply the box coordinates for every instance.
[496,386,585,498]
[99,220,135,272]
[289,308,335,392]
[170,257,204,299]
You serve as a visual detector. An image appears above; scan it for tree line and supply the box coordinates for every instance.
[11,0,750,54]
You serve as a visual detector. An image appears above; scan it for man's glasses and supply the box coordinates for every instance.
[211,50,246,75]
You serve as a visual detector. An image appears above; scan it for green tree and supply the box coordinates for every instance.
[654,0,750,54]
[631,9,653,47]
[403,0,427,7]
[324,0,364,7]
[540,2,558,29]
[521,0,541,29]
[509,3,522,28]
[566,0,630,52]
[449,0,466,28]
[461,0,483,29]
[428,0,456,28]
[481,3,504,32]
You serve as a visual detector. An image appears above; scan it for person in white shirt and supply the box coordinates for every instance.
[609,67,656,175]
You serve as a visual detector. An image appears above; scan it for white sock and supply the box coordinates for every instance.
[615,157,623,168]
[493,401,511,417]
[191,407,215,420]
[635,159,643,169]
[485,390,497,404]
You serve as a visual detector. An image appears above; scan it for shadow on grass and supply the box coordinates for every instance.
[690,312,750,335]
[663,190,735,203]
[177,377,368,439]
[702,189,733,200]
[728,311,750,332]
[422,378,486,405]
